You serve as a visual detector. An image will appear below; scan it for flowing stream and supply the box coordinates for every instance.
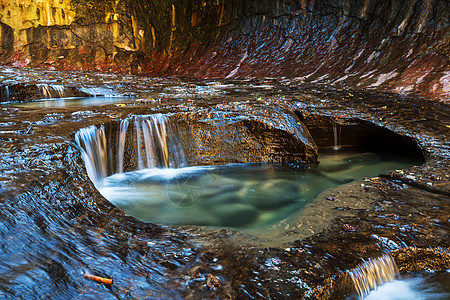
[9,96,133,108]
[360,270,450,300]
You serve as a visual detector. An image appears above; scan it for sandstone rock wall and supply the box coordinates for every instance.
[0,0,448,100]
[0,0,73,60]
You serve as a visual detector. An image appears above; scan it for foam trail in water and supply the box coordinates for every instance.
[348,252,399,299]
[363,271,450,300]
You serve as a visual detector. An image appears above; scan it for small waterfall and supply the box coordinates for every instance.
[74,125,108,185]
[348,252,399,299]
[75,114,186,186]
[4,85,9,102]
[135,115,171,169]
[39,84,65,98]
[117,119,129,174]
[52,85,65,98]
[39,84,51,98]
[333,122,341,150]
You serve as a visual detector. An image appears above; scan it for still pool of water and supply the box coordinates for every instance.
[6,96,133,108]
[98,151,417,229]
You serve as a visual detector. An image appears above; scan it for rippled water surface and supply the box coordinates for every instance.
[99,151,417,229]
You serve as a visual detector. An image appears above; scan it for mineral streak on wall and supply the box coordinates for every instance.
[0,0,74,62]
[0,0,449,101]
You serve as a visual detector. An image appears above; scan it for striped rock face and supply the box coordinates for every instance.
[0,0,449,101]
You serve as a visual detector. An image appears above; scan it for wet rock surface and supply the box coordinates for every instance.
[0,1,449,100]
[176,103,318,165]
[0,68,449,298]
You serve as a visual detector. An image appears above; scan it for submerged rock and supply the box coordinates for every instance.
[242,179,300,210]
[211,203,258,227]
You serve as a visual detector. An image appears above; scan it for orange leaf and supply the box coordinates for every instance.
[84,274,113,285]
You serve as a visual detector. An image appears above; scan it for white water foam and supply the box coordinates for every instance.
[363,272,450,300]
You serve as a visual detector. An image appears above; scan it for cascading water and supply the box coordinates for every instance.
[74,125,108,185]
[75,112,418,228]
[117,119,129,174]
[333,122,341,151]
[75,114,187,187]
[347,252,399,299]
[4,85,9,102]
[39,84,65,98]
[131,114,186,169]
[40,84,51,98]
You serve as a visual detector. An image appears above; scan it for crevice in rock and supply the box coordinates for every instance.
[295,111,425,162]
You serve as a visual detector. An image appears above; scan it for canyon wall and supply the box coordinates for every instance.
[0,0,448,100]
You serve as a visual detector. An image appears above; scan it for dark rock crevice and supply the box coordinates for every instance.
[0,22,14,59]
[295,111,425,161]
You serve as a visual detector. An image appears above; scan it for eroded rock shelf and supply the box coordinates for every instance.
[0,68,448,298]
[0,0,449,298]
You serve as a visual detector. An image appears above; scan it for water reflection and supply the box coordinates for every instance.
[8,96,133,108]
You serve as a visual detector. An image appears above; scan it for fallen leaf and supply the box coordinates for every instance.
[206,273,219,290]
[84,274,113,285]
